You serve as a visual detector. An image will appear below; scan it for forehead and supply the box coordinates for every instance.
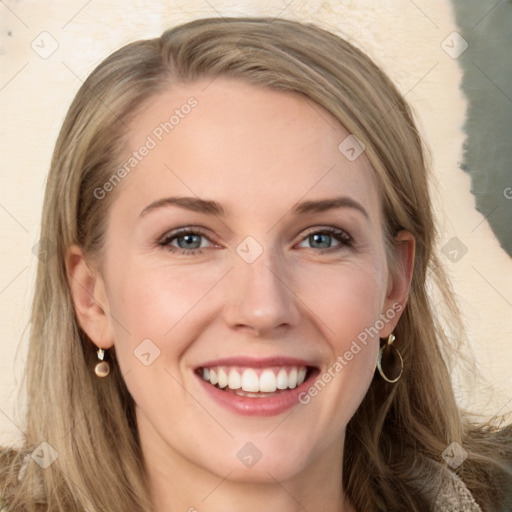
[117,78,380,220]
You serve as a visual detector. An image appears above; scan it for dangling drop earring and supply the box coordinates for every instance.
[377,333,403,383]
[94,348,110,377]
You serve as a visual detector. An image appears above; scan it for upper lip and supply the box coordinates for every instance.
[196,356,318,369]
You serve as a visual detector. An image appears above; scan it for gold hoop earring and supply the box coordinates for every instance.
[377,333,403,383]
[94,348,110,378]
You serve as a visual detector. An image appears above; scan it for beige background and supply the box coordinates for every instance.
[1,0,511,446]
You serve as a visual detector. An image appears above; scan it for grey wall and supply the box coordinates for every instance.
[452,0,512,255]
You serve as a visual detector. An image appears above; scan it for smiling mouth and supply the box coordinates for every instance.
[195,365,317,397]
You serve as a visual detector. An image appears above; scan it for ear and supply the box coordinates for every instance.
[66,245,115,350]
[379,230,415,338]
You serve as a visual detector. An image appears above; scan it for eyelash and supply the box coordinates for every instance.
[158,226,353,256]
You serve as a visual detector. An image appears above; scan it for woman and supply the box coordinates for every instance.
[1,16,511,512]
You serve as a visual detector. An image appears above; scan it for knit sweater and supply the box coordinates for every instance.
[0,479,482,512]
[0,447,484,511]
[434,473,482,511]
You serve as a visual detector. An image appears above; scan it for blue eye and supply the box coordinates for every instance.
[308,233,335,249]
[159,229,213,255]
[173,233,203,250]
[158,226,352,256]
[298,228,352,251]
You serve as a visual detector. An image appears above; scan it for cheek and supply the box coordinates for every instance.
[105,260,227,364]
[298,255,388,345]
[293,257,386,419]
[103,263,221,423]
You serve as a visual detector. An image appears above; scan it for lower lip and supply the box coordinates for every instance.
[195,370,318,417]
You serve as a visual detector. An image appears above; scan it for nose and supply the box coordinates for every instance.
[222,247,301,337]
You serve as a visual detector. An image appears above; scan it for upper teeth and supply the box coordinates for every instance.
[201,366,308,392]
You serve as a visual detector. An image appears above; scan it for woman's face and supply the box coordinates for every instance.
[70,78,412,484]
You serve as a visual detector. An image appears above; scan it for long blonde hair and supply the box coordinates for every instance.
[2,17,511,511]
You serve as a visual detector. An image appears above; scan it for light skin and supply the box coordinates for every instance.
[67,78,415,511]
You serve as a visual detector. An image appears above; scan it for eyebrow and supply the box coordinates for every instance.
[139,195,369,221]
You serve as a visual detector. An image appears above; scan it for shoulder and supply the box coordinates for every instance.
[0,446,23,511]
[434,470,481,512]
[1,446,48,510]
[0,448,13,510]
